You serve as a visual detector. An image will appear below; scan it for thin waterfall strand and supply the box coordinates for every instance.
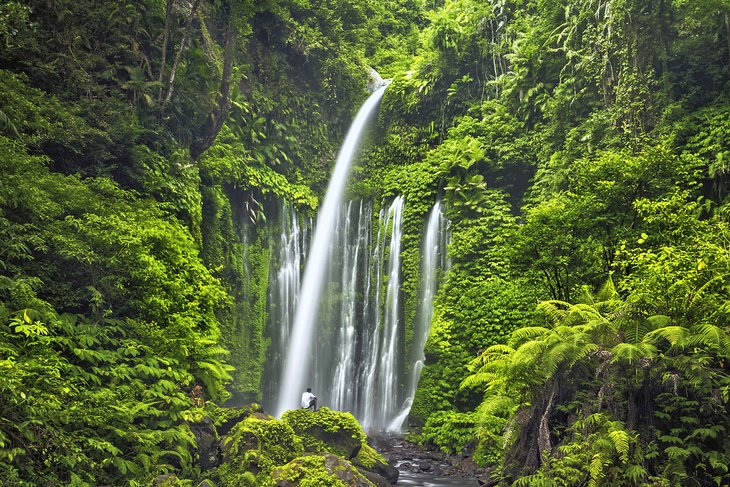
[388,201,449,432]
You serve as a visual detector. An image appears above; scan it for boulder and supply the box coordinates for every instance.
[269,454,373,487]
[210,403,264,437]
[358,468,391,487]
[282,407,363,459]
[281,407,398,485]
[373,460,399,484]
[217,414,304,485]
[188,416,219,470]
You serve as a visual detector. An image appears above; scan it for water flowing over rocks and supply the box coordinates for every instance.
[370,434,494,487]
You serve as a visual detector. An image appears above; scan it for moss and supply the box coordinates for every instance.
[352,442,382,470]
[204,403,263,433]
[282,408,364,457]
[263,454,375,487]
[217,415,303,486]
[283,407,387,472]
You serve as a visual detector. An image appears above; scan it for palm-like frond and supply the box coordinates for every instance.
[596,276,618,303]
[537,300,572,326]
[685,275,725,317]
[608,429,630,463]
[460,371,504,390]
[625,315,670,344]
[0,109,19,137]
[687,323,730,358]
[611,342,657,365]
[509,326,551,346]
[644,326,690,347]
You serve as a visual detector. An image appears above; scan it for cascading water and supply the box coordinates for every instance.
[274,86,388,416]
[264,195,449,432]
[387,201,449,432]
[263,79,448,431]
[263,202,309,403]
[361,195,405,430]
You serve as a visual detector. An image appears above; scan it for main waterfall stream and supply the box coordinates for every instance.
[266,85,449,432]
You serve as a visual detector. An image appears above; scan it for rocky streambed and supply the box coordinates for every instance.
[369,434,494,487]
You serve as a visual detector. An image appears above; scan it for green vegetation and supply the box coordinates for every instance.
[363,0,730,485]
[2,0,730,485]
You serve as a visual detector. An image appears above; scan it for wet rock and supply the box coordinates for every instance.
[358,468,391,487]
[419,461,432,471]
[188,416,219,470]
[374,459,400,484]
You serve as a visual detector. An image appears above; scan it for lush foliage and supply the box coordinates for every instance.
[357,0,730,485]
[2,0,730,484]
[0,0,416,484]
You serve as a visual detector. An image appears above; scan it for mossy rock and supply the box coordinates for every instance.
[264,453,375,487]
[217,414,304,486]
[281,407,367,459]
[352,443,398,484]
[205,402,264,437]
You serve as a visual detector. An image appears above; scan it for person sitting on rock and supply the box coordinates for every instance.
[301,387,317,411]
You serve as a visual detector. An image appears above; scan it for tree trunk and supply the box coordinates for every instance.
[190,0,237,159]
[725,12,730,75]
[157,0,174,102]
[159,0,202,113]
[537,381,556,466]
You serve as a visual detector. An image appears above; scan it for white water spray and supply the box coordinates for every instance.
[387,201,449,432]
[274,86,387,416]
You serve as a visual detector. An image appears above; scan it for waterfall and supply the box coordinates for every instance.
[387,201,449,432]
[263,202,309,403]
[361,195,405,430]
[264,196,449,432]
[274,86,388,416]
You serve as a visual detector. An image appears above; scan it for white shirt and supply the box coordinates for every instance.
[301,391,315,408]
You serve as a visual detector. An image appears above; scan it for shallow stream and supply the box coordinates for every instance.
[396,466,480,487]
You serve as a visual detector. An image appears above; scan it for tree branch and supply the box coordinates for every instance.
[160,0,202,113]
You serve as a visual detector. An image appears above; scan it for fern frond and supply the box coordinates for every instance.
[624,464,647,484]
[596,276,618,303]
[509,326,551,346]
[608,429,630,463]
[685,275,724,314]
[644,326,689,347]
[537,300,572,326]
[611,343,648,364]
[588,453,605,487]
[0,109,19,137]
[460,372,503,390]
[687,323,730,358]
[512,339,550,366]
[625,315,669,344]
[477,395,517,417]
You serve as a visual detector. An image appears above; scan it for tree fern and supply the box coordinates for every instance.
[610,342,655,365]
[686,323,730,358]
[509,326,551,346]
[537,300,573,326]
[644,326,690,346]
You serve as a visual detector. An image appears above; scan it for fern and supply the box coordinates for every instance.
[608,429,630,463]
[509,326,551,346]
[686,323,730,357]
[610,342,655,364]
[645,326,689,346]
[0,109,19,137]
[588,453,605,487]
